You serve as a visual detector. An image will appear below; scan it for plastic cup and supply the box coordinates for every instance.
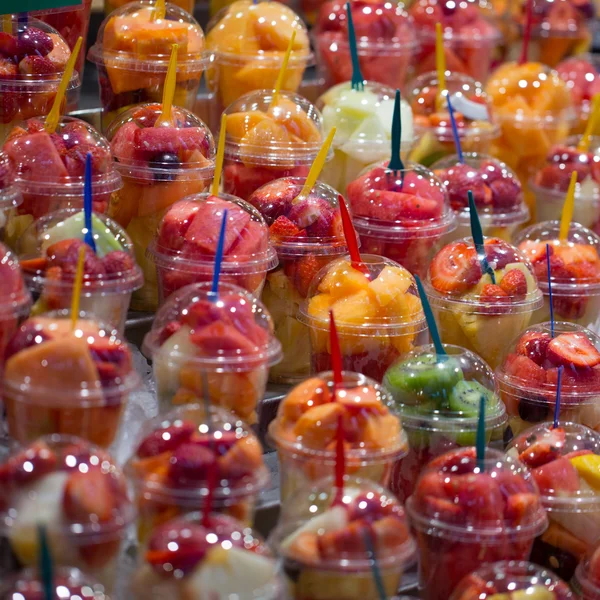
[17,208,143,334]
[2,310,140,447]
[0,152,22,244]
[2,115,122,251]
[313,0,418,92]
[383,343,508,502]
[126,404,270,543]
[424,236,543,369]
[407,72,499,168]
[87,1,209,132]
[316,80,415,193]
[131,511,284,600]
[106,103,215,313]
[0,435,135,589]
[347,161,456,280]
[222,89,325,201]
[433,153,529,243]
[143,281,282,424]
[573,545,600,599]
[247,177,349,383]
[104,0,195,16]
[271,476,416,600]
[507,422,600,580]
[0,17,80,141]
[268,370,408,502]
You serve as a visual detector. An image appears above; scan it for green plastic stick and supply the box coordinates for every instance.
[387,89,405,173]
[345,2,364,91]
[415,275,446,356]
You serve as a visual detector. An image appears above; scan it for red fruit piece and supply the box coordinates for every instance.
[519,240,551,264]
[0,32,17,57]
[533,253,571,282]
[181,299,225,330]
[455,474,505,524]
[0,440,57,487]
[439,163,490,210]
[0,57,17,79]
[102,251,135,276]
[158,321,182,345]
[503,354,547,384]
[429,241,481,293]
[63,468,116,523]
[518,427,566,468]
[293,254,323,298]
[317,520,371,560]
[190,321,257,354]
[516,331,551,365]
[168,442,216,487]
[0,91,18,124]
[133,127,208,159]
[269,215,300,242]
[504,492,542,526]
[157,200,201,253]
[4,132,68,182]
[137,422,196,458]
[18,55,55,75]
[247,177,299,225]
[499,268,527,296]
[531,457,581,495]
[16,27,54,58]
[547,332,600,368]
[483,237,518,269]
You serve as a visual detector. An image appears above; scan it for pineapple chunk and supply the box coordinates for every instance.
[570,454,600,490]
[307,293,335,321]
[318,264,370,299]
[331,290,378,324]
[368,266,412,307]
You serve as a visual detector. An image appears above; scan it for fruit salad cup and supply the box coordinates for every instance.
[433,153,529,243]
[268,370,408,502]
[132,512,284,600]
[271,477,416,600]
[148,193,277,304]
[0,436,135,588]
[222,90,324,201]
[313,0,418,91]
[0,152,21,243]
[516,221,600,331]
[573,544,600,599]
[2,310,139,447]
[126,404,270,542]
[383,343,508,502]
[496,322,600,435]
[407,447,548,600]
[316,80,414,193]
[347,161,456,279]
[2,115,121,251]
[107,103,215,312]
[508,422,600,580]
[87,1,208,131]
[425,237,543,369]
[18,209,142,334]
[104,0,195,16]
[247,177,348,383]
[143,282,282,424]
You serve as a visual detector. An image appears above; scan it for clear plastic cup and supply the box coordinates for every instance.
[143,281,282,424]
[507,422,600,580]
[313,0,418,92]
[0,17,80,140]
[222,89,325,201]
[104,0,195,16]
[424,236,543,369]
[87,1,209,132]
[407,446,548,600]
[0,152,22,243]
[407,72,500,167]
[347,161,456,279]
[515,221,600,331]
[383,343,508,502]
[268,370,408,502]
[17,208,143,334]
[271,476,416,600]
[0,435,135,589]
[2,115,122,250]
[148,193,277,304]
[409,0,502,82]
[247,177,350,383]
[126,404,270,543]
[573,544,600,599]
[316,80,415,193]
[131,511,284,600]
[2,311,140,447]
[450,560,575,599]
[433,153,529,243]
[106,103,215,313]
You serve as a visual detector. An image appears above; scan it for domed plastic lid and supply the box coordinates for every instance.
[298,255,426,334]
[496,322,600,402]
[451,561,575,599]
[0,152,21,211]
[106,103,215,183]
[88,1,207,71]
[127,404,270,503]
[507,421,600,511]
[530,0,595,37]
[433,153,529,226]
[18,208,143,296]
[269,371,408,461]
[223,90,324,165]
[3,116,121,197]
[573,545,600,599]
[346,161,455,239]
[3,310,140,401]
[407,447,547,538]
[425,237,543,313]
[247,178,349,255]
[0,435,134,538]
[0,242,31,320]
[143,281,282,369]
[515,221,600,296]
[408,72,498,141]
[383,344,506,432]
[557,55,600,109]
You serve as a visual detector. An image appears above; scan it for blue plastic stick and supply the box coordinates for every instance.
[38,525,53,600]
[210,209,228,299]
[83,153,96,253]
[476,393,486,472]
[362,530,387,600]
[553,365,563,429]
[546,243,555,338]
[469,190,495,284]
[345,2,364,91]
[447,94,464,164]
[415,275,446,356]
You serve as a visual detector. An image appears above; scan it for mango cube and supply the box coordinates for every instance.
[570,454,600,490]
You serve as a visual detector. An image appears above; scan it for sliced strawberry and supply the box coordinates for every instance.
[547,332,600,368]
[269,215,301,243]
[294,255,324,298]
[565,259,600,281]
[429,241,481,293]
[480,283,508,300]
[500,268,527,296]
[516,331,551,365]
[517,427,566,468]
[519,240,552,264]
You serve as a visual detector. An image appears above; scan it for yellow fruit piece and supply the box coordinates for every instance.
[318,264,370,299]
[204,545,231,566]
[269,98,321,143]
[368,266,412,307]
[241,118,290,151]
[307,294,334,321]
[226,111,271,139]
[570,454,600,490]
[331,290,378,325]
[250,3,309,52]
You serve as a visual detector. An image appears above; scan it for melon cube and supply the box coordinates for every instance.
[368,266,412,307]
[318,264,370,299]
[331,290,378,324]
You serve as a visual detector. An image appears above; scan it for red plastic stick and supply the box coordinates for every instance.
[519,0,533,65]
[338,194,363,271]
[202,449,218,527]
[330,310,343,393]
[330,310,346,506]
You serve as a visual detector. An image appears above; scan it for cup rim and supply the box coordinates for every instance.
[14,170,123,197]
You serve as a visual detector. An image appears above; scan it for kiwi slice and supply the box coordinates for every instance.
[448,380,496,418]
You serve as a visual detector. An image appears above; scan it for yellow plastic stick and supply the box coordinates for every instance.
[578,94,600,152]
[3,15,12,34]
[154,0,166,20]
[293,127,336,204]
[211,114,227,197]
[269,30,296,112]
[155,44,178,128]
[45,36,82,134]
[435,22,446,111]
[559,171,579,242]
[70,245,86,331]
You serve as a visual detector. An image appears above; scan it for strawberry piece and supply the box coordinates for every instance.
[137,422,195,458]
[0,32,17,58]
[158,321,182,345]
[505,492,542,525]
[0,91,18,124]
[554,296,588,320]
[102,251,135,276]
[63,468,116,523]
[547,332,600,368]
[565,259,600,281]
[488,178,521,209]
[18,55,55,75]
[269,215,301,242]
[516,331,551,365]
[167,442,216,486]
[499,268,527,296]
[519,240,552,264]
[533,252,572,282]
[518,427,566,468]
[181,299,225,329]
[293,254,323,298]
[429,241,481,293]
[480,283,508,300]
[189,321,258,354]
[503,354,547,384]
